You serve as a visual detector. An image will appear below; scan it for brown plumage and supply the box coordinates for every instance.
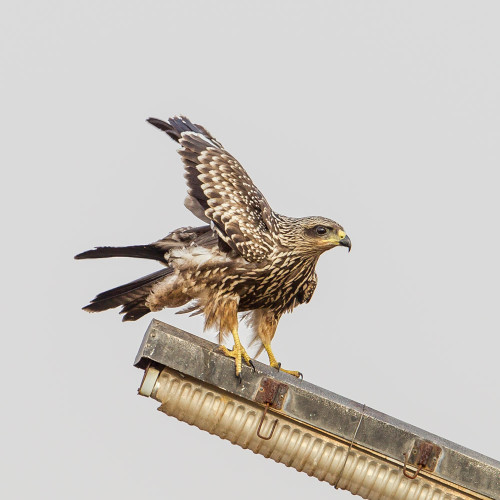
[76,116,351,378]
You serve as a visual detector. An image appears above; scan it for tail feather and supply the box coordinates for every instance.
[120,298,152,322]
[83,267,173,321]
[123,306,151,322]
[75,245,166,262]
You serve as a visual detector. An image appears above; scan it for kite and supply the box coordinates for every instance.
[76,116,351,379]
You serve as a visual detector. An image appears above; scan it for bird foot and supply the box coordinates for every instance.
[219,343,254,381]
[270,361,303,379]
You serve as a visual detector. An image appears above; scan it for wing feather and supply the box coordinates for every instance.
[148,116,278,262]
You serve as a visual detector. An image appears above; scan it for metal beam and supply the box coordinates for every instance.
[135,319,500,500]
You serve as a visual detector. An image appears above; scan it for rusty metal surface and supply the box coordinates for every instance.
[402,439,442,480]
[254,378,288,409]
[407,440,442,473]
[135,319,500,500]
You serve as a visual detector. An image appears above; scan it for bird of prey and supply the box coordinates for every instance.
[76,116,351,379]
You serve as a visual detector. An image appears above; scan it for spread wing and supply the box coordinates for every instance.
[148,116,278,262]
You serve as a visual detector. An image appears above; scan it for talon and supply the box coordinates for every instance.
[263,342,301,378]
[219,340,252,380]
[268,358,302,378]
[218,345,231,356]
[278,368,303,378]
[237,373,243,384]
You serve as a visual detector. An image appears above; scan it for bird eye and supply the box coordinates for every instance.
[315,225,327,235]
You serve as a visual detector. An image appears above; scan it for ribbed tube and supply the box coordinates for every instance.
[147,368,475,500]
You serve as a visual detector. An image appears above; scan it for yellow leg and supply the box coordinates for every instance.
[219,327,254,381]
[263,342,302,378]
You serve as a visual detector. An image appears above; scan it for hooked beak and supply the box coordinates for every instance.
[339,234,351,252]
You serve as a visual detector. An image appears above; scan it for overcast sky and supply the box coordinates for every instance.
[2,2,499,499]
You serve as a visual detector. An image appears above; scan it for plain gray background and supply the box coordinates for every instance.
[2,1,499,498]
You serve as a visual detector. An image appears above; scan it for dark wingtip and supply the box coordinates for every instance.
[147,117,169,130]
[147,116,182,142]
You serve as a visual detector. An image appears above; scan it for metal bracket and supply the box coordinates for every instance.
[254,378,289,440]
[254,378,289,409]
[403,440,442,479]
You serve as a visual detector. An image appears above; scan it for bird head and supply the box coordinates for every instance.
[293,216,351,255]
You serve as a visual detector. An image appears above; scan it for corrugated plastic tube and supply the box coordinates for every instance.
[140,366,473,500]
